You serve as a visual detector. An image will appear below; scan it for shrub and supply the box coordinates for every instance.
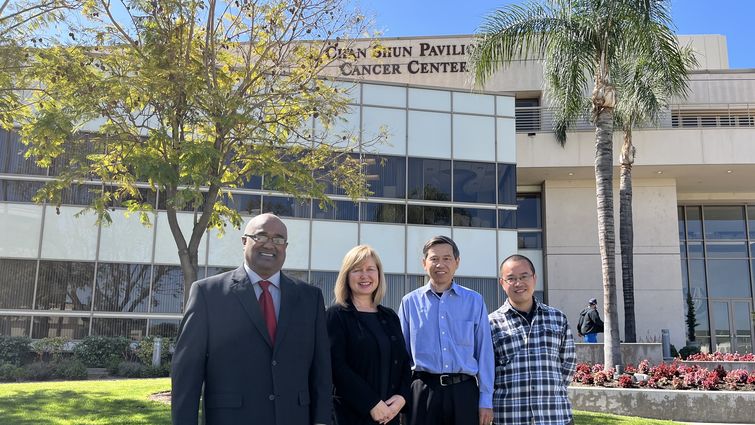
[637,359,650,374]
[670,344,679,359]
[617,375,634,388]
[134,336,173,366]
[73,336,131,367]
[52,359,88,380]
[0,363,23,382]
[22,362,55,381]
[30,337,69,362]
[679,345,701,360]
[0,336,32,366]
[143,363,171,378]
[115,361,147,378]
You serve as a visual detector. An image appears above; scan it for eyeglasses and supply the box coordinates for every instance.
[244,234,287,246]
[502,274,533,284]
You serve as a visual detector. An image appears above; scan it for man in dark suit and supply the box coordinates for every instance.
[171,213,332,425]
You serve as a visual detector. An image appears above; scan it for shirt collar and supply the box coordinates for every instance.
[243,263,281,288]
[422,280,459,297]
[501,296,543,315]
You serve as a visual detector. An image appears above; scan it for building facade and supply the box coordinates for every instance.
[1,34,754,353]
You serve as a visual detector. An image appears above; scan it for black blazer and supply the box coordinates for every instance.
[326,302,412,425]
[171,267,332,425]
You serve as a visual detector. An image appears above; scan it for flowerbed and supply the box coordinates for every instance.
[686,352,755,361]
[572,359,755,391]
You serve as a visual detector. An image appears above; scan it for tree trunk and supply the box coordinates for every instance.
[619,129,636,343]
[593,105,622,370]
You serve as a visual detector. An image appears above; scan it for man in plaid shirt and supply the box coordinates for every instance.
[489,255,576,425]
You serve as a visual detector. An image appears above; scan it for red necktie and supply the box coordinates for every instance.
[258,280,277,343]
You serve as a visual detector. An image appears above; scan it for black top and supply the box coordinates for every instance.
[326,302,413,425]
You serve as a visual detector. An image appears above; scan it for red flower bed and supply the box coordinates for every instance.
[572,360,755,391]
[686,352,755,362]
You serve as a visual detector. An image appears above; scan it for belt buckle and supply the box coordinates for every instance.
[439,374,451,386]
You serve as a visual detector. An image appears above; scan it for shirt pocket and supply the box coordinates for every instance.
[540,324,564,356]
[451,320,474,346]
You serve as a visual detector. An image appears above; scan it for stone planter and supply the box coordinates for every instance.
[681,361,755,373]
[575,342,662,365]
[569,385,755,424]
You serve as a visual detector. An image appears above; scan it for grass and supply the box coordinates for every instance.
[0,378,686,425]
[0,378,171,424]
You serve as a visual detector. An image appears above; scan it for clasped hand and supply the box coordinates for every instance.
[369,395,405,424]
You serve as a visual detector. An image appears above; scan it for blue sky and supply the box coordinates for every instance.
[362,0,754,69]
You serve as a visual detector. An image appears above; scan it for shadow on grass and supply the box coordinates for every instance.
[0,389,171,425]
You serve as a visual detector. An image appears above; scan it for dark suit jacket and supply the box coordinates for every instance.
[326,303,412,425]
[171,267,332,425]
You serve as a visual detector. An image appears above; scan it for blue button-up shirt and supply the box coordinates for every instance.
[398,281,494,408]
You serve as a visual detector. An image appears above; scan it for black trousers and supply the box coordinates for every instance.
[406,373,479,425]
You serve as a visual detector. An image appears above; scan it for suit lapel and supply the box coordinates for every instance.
[230,266,273,347]
[274,272,300,351]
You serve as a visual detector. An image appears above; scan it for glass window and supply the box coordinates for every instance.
[680,242,687,259]
[498,209,516,229]
[687,241,704,258]
[704,206,746,239]
[0,180,44,202]
[48,137,100,178]
[360,202,405,224]
[150,265,184,313]
[242,175,262,190]
[688,260,707,297]
[363,155,406,199]
[362,83,406,108]
[94,263,151,313]
[681,261,689,294]
[453,161,495,204]
[32,316,90,339]
[382,274,406,312]
[148,319,181,338]
[705,242,748,258]
[748,206,755,239]
[363,107,406,156]
[408,158,451,201]
[0,259,37,309]
[60,183,99,206]
[262,196,311,218]
[0,316,30,337]
[497,164,517,206]
[453,208,496,228]
[686,206,703,239]
[515,98,540,132]
[407,205,451,226]
[691,298,710,342]
[313,200,359,221]
[707,259,752,298]
[310,271,338,306]
[518,232,542,249]
[517,194,542,229]
[283,269,309,283]
[678,206,686,241]
[0,129,47,175]
[204,266,235,279]
[228,193,261,216]
[408,88,450,111]
[453,92,494,115]
[35,261,95,311]
[91,318,147,340]
[408,111,451,159]
[454,276,499,315]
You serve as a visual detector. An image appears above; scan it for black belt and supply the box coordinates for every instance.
[414,371,475,387]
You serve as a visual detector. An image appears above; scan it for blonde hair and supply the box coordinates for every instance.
[334,245,387,306]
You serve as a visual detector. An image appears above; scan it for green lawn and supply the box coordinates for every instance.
[0,378,685,425]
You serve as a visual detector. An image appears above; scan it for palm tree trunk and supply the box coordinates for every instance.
[594,105,622,370]
[620,129,636,342]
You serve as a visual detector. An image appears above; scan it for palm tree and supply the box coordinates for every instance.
[613,48,697,342]
[471,0,691,368]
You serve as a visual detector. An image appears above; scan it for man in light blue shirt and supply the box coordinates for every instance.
[398,235,494,425]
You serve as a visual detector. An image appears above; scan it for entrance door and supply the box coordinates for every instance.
[710,300,753,353]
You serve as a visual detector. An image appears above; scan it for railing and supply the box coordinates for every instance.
[514,103,755,133]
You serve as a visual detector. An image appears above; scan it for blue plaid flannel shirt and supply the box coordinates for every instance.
[489,298,576,425]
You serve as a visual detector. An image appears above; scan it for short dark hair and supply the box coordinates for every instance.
[500,254,536,275]
[423,235,459,259]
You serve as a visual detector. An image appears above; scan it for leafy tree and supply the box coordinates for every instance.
[17,0,373,303]
[472,0,691,368]
[0,0,80,127]
[613,47,696,342]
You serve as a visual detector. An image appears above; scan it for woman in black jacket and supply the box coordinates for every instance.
[326,245,412,425]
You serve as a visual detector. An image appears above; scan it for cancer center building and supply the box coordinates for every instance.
[1,34,754,353]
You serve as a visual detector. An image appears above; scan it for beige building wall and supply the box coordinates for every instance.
[543,179,686,347]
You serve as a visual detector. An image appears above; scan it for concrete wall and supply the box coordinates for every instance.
[575,343,663,366]
[543,179,686,348]
[569,386,755,423]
